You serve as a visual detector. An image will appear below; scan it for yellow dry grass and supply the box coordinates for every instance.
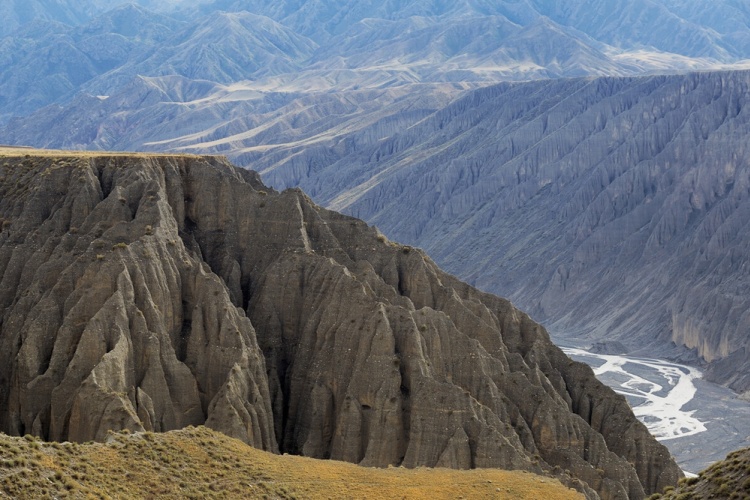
[0,427,583,499]
[650,446,750,499]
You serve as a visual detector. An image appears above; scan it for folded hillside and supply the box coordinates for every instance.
[0,149,680,499]
[250,70,750,395]
[0,426,584,499]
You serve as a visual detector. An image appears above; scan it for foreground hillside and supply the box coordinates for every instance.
[0,149,680,499]
[0,426,583,499]
[650,447,750,500]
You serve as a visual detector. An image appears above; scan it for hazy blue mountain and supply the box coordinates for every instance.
[308,16,627,81]
[198,0,750,60]
[84,11,317,96]
[526,0,729,59]
[196,0,473,41]
[0,74,226,149]
[0,0,193,37]
[0,6,318,122]
[0,4,182,121]
[4,0,750,124]
[0,0,91,37]
[0,75,467,152]
[74,3,182,43]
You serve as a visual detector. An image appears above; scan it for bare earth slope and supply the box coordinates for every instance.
[0,149,680,499]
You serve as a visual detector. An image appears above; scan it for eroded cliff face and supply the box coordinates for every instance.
[0,151,680,499]
[0,153,276,451]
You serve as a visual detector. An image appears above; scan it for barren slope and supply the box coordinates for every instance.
[247,70,750,395]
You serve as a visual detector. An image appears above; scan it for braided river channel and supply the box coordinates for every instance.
[561,347,750,474]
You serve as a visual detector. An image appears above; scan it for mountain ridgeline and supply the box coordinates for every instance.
[3,0,750,124]
[0,150,680,499]
[243,70,750,396]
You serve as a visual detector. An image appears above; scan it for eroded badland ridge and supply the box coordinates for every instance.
[11,71,750,398]
[0,150,680,499]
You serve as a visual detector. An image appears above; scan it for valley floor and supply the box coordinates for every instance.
[561,346,750,474]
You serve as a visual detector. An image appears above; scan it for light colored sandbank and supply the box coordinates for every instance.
[563,348,706,441]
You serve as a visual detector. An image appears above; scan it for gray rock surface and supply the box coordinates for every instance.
[0,150,682,499]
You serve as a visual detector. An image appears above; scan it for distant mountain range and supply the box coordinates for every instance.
[2,0,750,123]
[0,4,318,121]
[198,0,750,58]
[0,0,191,38]
[0,4,183,120]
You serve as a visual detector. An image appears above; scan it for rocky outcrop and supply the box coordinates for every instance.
[652,446,750,499]
[0,151,680,499]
